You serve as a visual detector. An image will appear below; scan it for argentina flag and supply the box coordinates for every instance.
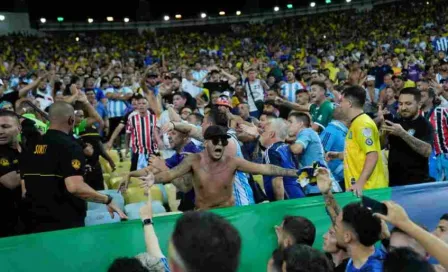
[433,37,448,52]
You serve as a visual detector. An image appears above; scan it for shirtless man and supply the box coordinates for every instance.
[142,125,300,210]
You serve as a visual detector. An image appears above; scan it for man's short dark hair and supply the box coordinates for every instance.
[112,75,122,82]
[283,216,316,246]
[190,112,204,124]
[108,257,148,272]
[283,244,334,272]
[400,87,422,102]
[440,213,448,221]
[207,106,228,127]
[0,110,20,122]
[342,202,381,247]
[172,211,241,272]
[310,80,326,91]
[384,248,435,272]
[288,112,311,128]
[173,92,187,100]
[341,85,366,108]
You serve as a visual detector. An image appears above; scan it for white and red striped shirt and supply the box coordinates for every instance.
[430,107,448,155]
[126,111,157,154]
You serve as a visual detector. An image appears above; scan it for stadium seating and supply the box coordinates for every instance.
[123,201,167,220]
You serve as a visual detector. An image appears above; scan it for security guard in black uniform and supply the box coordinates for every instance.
[21,102,127,233]
[0,110,22,237]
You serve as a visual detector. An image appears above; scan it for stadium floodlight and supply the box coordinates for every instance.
[310,2,316,7]
[236,11,242,16]
[88,18,93,23]
[40,18,46,23]
[323,35,327,39]
[346,0,352,2]
[0,15,5,21]
[274,6,280,12]
[175,14,182,19]
[75,37,79,42]
[124,17,130,23]
[219,11,225,16]
[57,17,64,22]
[106,17,114,22]
[426,1,429,4]
[201,13,207,19]
[164,15,170,21]
[326,0,332,3]
[287,4,293,9]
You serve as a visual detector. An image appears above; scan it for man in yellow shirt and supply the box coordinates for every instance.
[326,86,387,196]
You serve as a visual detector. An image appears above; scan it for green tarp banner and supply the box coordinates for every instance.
[0,189,391,272]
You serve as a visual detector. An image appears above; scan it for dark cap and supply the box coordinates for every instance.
[147,71,158,78]
[204,125,230,140]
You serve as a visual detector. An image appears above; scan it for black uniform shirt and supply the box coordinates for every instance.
[21,129,87,227]
[387,115,434,186]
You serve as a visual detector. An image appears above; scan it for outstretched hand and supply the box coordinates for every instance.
[314,167,332,194]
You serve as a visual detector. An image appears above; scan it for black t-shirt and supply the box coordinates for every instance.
[387,115,434,186]
[0,145,21,237]
[79,126,102,166]
[21,129,87,231]
[203,81,231,93]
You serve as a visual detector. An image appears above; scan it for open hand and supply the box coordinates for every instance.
[149,155,167,171]
[314,167,332,194]
[107,201,128,220]
[382,120,405,136]
[139,172,155,190]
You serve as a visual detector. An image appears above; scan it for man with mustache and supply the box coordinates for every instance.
[379,87,434,185]
[142,125,300,210]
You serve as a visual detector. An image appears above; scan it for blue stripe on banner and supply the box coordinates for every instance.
[391,182,448,231]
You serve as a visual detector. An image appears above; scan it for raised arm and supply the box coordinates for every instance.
[233,157,297,177]
[316,168,341,225]
[140,77,161,116]
[18,76,45,98]
[78,93,104,127]
[164,121,204,141]
[276,97,310,112]
[375,201,448,270]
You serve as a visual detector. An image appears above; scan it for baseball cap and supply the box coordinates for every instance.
[311,69,318,74]
[367,75,376,81]
[295,88,308,95]
[215,97,232,109]
[204,125,230,140]
[147,71,158,78]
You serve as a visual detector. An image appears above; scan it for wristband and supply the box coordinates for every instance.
[142,218,154,226]
[105,194,113,205]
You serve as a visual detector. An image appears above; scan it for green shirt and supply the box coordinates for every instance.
[74,119,88,136]
[309,100,334,130]
[22,113,49,134]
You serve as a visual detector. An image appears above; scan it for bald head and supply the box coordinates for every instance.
[49,102,75,124]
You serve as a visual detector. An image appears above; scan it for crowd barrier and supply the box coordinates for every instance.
[0,182,447,272]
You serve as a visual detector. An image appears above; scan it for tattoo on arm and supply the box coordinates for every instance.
[400,133,432,158]
[323,192,341,225]
[172,173,194,192]
[266,165,297,177]
[155,156,193,183]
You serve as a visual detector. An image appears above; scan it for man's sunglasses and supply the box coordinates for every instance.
[209,137,228,146]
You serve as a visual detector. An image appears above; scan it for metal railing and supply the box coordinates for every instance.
[38,0,401,32]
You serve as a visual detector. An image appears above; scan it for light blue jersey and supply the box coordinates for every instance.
[280,81,304,102]
[105,86,133,118]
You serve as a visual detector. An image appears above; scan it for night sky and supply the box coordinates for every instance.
[0,0,353,23]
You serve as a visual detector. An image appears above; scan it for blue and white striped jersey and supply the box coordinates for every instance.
[105,86,133,118]
[280,81,305,102]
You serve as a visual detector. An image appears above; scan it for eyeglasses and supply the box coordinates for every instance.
[210,137,228,146]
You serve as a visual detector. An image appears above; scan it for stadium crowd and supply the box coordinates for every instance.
[1,0,448,271]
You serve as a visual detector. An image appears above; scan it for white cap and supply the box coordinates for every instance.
[0,79,3,86]
[311,70,318,74]
[367,75,376,81]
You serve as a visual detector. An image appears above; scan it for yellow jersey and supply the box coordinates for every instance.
[344,113,388,190]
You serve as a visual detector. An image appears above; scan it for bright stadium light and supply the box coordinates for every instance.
[57,17,64,22]
[106,17,114,22]
[124,17,130,23]
[323,35,327,39]
[287,4,293,9]
[326,0,332,3]
[426,1,429,4]
[219,11,225,16]
[88,18,93,23]
[236,11,242,16]
[346,0,352,2]
[274,6,280,12]
[40,18,46,23]
[175,14,182,19]
[0,15,5,21]
[164,15,170,21]
[75,37,79,42]
[310,2,316,7]
[201,13,207,18]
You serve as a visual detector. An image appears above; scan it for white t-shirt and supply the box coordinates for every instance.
[181,78,203,98]
[244,79,264,112]
[156,110,175,159]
